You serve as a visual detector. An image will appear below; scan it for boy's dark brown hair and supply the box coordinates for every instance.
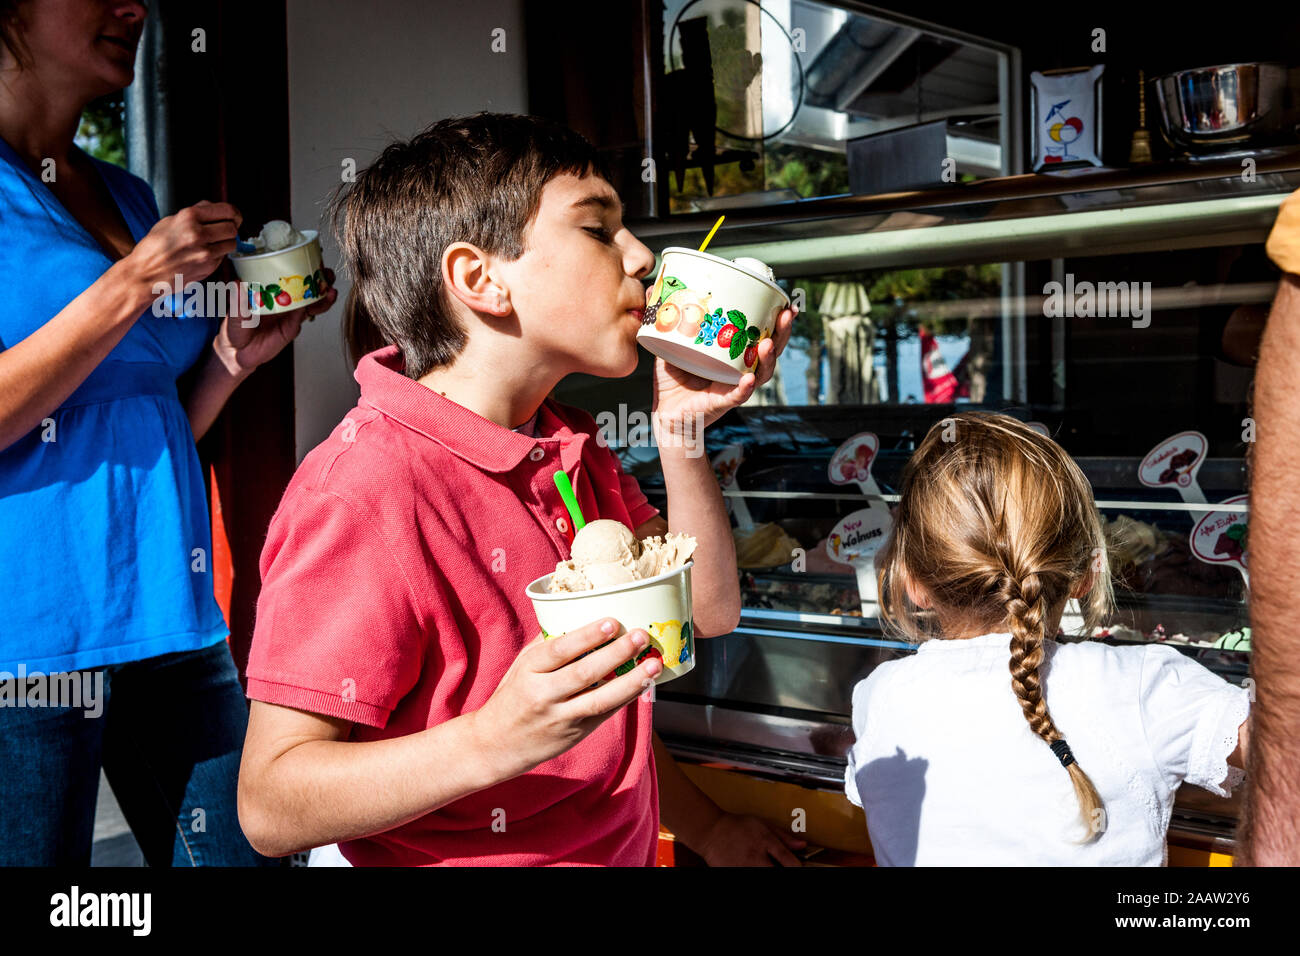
[328,111,613,378]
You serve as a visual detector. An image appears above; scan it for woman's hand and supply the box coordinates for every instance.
[651,306,796,438]
[211,269,337,378]
[185,270,337,438]
[123,200,243,293]
[0,201,250,452]
[693,812,806,866]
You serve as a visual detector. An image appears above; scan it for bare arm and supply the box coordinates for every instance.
[0,202,240,452]
[644,308,795,637]
[238,702,500,857]
[183,270,338,441]
[183,341,252,441]
[651,731,805,865]
[0,258,152,451]
[1238,273,1300,865]
[650,445,741,637]
[651,730,724,846]
[1224,715,1250,792]
[636,479,739,640]
[238,618,661,857]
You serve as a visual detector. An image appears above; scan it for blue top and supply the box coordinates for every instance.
[0,137,228,673]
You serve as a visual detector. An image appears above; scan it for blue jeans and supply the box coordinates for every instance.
[0,639,277,866]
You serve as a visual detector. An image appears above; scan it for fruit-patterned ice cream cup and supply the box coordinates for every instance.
[228,229,327,316]
[637,247,790,385]
[525,561,695,686]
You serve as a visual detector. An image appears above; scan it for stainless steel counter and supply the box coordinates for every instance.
[655,614,1240,848]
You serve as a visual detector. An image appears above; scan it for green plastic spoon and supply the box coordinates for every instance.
[552,471,586,533]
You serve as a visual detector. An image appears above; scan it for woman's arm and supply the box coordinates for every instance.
[182,270,337,441]
[0,257,153,451]
[182,339,253,442]
[0,201,240,452]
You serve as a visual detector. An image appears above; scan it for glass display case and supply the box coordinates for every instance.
[556,153,1300,854]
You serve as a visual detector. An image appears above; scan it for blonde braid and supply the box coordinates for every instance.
[1003,570,1105,843]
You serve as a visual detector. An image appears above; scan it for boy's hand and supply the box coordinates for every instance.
[651,305,796,436]
[694,812,806,866]
[469,618,662,781]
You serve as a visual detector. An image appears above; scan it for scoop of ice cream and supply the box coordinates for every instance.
[732,257,775,282]
[571,519,639,565]
[252,219,306,253]
[547,522,697,593]
[548,560,590,593]
[635,533,698,579]
[583,560,639,588]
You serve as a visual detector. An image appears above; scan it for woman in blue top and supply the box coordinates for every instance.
[0,0,336,865]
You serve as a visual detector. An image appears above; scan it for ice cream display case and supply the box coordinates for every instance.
[571,154,1300,864]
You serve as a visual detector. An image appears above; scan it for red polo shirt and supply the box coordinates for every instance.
[245,346,661,866]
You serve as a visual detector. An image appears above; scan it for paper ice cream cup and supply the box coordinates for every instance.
[637,247,789,385]
[228,230,326,316]
[525,561,695,686]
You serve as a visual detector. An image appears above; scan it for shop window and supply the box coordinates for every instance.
[657,0,1018,214]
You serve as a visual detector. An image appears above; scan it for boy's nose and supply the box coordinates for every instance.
[625,235,656,279]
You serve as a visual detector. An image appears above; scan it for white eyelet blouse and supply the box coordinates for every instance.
[844,633,1250,866]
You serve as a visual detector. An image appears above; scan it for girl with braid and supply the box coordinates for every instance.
[844,412,1250,865]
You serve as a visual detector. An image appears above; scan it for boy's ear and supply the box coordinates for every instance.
[443,242,511,316]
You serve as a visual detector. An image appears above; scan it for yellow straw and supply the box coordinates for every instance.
[698,215,725,252]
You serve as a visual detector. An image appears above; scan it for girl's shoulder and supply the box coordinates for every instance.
[1043,637,1154,689]
[848,644,930,713]
[1045,639,1232,721]
[1048,636,1172,677]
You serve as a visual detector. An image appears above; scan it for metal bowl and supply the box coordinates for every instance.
[1152,62,1290,151]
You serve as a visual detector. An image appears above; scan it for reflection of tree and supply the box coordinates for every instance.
[790,265,1001,345]
[76,92,126,167]
[666,5,849,212]
[864,265,1002,340]
[669,139,850,211]
[764,142,848,199]
[710,7,760,138]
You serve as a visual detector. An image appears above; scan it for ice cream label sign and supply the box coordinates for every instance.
[1190,495,1248,576]
[1138,431,1207,491]
[827,507,891,565]
[828,432,880,489]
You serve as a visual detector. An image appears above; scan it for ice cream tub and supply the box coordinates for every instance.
[637,247,789,385]
[228,228,326,316]
[526,561,695,686]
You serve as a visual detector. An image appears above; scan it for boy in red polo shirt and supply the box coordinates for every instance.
[237,113,801,866]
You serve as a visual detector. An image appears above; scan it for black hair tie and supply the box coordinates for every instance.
[1050,739,1076,768]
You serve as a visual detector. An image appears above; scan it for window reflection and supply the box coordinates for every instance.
[658,0,1014,213]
